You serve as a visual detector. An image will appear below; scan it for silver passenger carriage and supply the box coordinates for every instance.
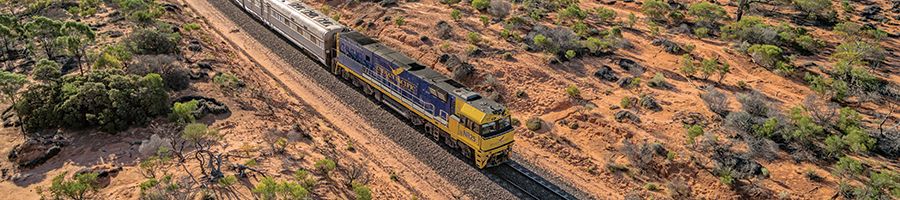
[238,0,345,66]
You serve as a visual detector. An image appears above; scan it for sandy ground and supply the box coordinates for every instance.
[303,0,900,199]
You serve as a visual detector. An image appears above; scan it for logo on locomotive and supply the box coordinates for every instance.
[373,64,416,92]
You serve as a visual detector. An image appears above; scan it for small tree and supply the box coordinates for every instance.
[680,54,697,77]
[170,100,199,124]
[57,21,95,75]
[565,84,580,98]
[24,16,64,58]
[833,156,863,178]
[32,59,62,83]
[0,71,28,135]
[49,172,99,200]
[686,125,704,144]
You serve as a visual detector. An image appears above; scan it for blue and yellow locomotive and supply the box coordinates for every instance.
[233,0,514,168]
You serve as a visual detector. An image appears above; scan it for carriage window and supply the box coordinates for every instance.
[429,87,448,102]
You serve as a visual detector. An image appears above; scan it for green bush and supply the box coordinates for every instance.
[126,28,179,55]
[558,4,587,22]
[467,32,482,45]
[620,96,633,109]
[594,7,617,24]
[648,72,668,88]
[213,72,242,88]
[17,70,168,132]
[49,172,98,200]
[754,117,781,139]
[832,41,886,67]
[688,2,726,27]
[693,27,710,38]
[792,0,836,21]
[833,156,863,178]
[472,0,490,10]
[170,100,199,124]
[686,125,704,144]
[641,0,670,22]
[721,17,779,45]
[353,183,372,200]
[181,123,218,142]
[787,106,823,141]
[526,117,542,131]
[680,54,696,77]
[747,44,783,69]
[315,158,336,173]
[450,9,461,21]
[565,50,576,59]
[32,59,62,82]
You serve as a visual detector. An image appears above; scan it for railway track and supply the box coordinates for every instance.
[486,162,577,200]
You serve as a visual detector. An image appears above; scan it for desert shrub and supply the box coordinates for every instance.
[753,117,781,139]
[126,28,179,55]
[49,172,98,200]
[450,9,461,21]
[688,2,726,28]
[315,158,336,173]
[837,107,861,132]
[680,54,696,77]
[843,127,875,153]
[565,50,576,59]
[467,32,482,45]
[620,96,633,109]
[792,0,836,21]
[832,41,886,68]
[213,72,242,88]
[795,35,823,53]
[170,100,199,124]
[471,0,490,10]
[488,0,511,18]
[786,106,823,141]
[17,70,168,132]
[181,123,218,143]
[252,177,308,200]
[721,17,780,45]
[129,55,189,91]
[824,135,847,156]
[737,91,770,117]
[833,22,888,41]
[558,4,587,22]
[667,178,693,199]
[526,117,542,131]
[571,22,589,37]
[394,16,405,26]
[594,7,617,24]
[830,61,881,98]
[528,25,582,53]
[352,183,372,200]
[641,0,670,22]
[701,88,730,117]
[700,58,720,80]
[832,156,863,178]
[686,125,704,144]
[648,72,669,88]
[747,44,783,69]
[693,27,709,38]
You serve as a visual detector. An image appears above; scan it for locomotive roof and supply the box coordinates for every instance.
[346,31,507,116]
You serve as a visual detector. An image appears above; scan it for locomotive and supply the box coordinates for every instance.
[232,0,515,168]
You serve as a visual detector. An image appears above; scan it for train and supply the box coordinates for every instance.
[230,0,515,168]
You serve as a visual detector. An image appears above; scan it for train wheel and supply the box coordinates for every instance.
[331,65,341,75]
[341,69,351,80]
[352,77,362,88]
[429,127,441,141]
[459,143,473,159]
[443,132,457,149]
[363,84,374,95]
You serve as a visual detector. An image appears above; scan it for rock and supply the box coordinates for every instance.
[651,38,685,54]
[862,5,883,21]
[106,30,124,38]
[8,136,66,168]
[617,76,637,88]
[435,21,453,40]
[617,58,644,75]
[353,19,365,27]
[197,62,213,69]
[162,3,181,12]
[639,95,662,112]
[615,110,641,123]
[622,0,634,2]
[138,134,173,156]
[593,65,619,82]
[600,0,616,4]
[380,0,398,7]
[190,68,209,80]
[438,54,451,64]
[188,40,202,52]
[673,111,707,125]
[468,47,484,57]
[419,35,430,43]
